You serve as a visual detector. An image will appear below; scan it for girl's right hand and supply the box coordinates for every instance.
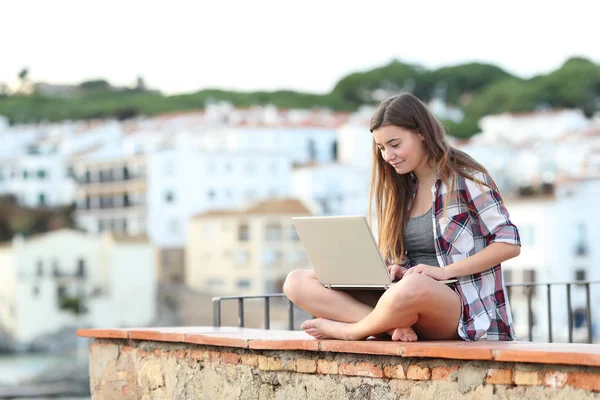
[387,264,407,282]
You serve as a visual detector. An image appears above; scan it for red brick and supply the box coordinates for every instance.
[384,364,405,379]
[544,371,567,389]
[514,370,543,386]
[566,372,600,392]
[240,354,258,366]
[486,368,513,385]
[317,360,338,375]
[222,352,239,365]
[207,351,221,362]
[407,365,431,381]
[296,359,317,373]
[258,355,282,371]
[169,349,187,359]
[189,349,205,361]
[431,365,459,381]
[339,362,383,378]
[120,345,134,354]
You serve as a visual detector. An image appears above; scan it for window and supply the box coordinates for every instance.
[57,285,67,299]
[207,279,225,291]
[575,223,588,256]
[123,166,130,180]
[286,251,307,264]
[238,224,250,241]
[262,251,282,266]
[237,279,251,289]
[234,249,249,264]
[23,170,29,179]
[265,224,282,241]
[85,170,91,183]
[77,259,86,278]
[38,193,46,207]
[37,169,47,179]
[207,190,216,201]
[165,191,174,203]
[36,260,43,277]
[33,286,40,297]
[573,308,588,328]
[52,260,60,277]
[575,269,587,281]
[123,193,130,207]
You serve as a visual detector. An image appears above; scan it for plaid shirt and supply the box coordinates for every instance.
[402,171,520,341]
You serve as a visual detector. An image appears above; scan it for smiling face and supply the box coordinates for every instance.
[372,125,428,175]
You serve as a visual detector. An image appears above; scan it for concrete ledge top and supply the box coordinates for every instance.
[76,326,600,367]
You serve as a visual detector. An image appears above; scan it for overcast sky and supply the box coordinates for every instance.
[2,0,599,95]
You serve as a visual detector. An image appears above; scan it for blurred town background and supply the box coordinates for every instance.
[1,0,599,397]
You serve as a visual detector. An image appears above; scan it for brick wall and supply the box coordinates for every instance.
[88,339,600,399]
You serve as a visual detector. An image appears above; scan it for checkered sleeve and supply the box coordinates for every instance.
[464,172,521,246]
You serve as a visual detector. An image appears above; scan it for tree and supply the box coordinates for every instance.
[17,67,29,94]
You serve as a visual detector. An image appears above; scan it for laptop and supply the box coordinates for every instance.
[292,216,457,290]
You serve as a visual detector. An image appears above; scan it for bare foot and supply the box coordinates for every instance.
[391,327,418,342]
[301,318,362,340]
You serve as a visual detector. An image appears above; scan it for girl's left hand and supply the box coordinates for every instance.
[404,264,449,281]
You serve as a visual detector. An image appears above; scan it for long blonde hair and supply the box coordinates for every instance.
[369,93,490,263]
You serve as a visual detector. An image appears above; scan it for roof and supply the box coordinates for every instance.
[192,198,312,219]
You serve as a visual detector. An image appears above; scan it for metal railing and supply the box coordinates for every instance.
[212,293,295,330]
[505,281,597,343]
[212,281,598,343]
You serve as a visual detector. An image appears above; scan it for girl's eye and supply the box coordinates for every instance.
[391,144,399,148]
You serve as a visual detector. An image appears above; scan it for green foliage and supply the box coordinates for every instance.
[59,296,86,315]
[0,195,76,242]
[1,57,599,139]
[442,117,481,140]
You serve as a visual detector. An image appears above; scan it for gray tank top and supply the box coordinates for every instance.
[403,208,440,267]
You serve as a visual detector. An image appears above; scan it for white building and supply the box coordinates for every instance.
[0,229,156,346]
[0,153,76,207]
[291,163,370,216]
[476,109,590,145]
[503,178,600,342]
[186,199,312,295]
[193,127,340,165]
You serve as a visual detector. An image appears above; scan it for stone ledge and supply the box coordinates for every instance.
[77,326,600,367]
[85,339,600,398]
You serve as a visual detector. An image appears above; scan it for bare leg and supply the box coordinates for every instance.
[301,274,462,341]
[284,270,418,341]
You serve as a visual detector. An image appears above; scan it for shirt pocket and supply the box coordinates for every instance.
[440,211,474,254]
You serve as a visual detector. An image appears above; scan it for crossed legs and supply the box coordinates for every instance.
[283,269,462,341]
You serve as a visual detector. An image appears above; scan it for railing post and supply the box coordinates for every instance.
[527,285,534,342]
[238,298,245,328]
[288,299,294,330]
[264,297,270,330]
[547,284,552,343]
[585,283,592,344]
[213,298,222,327]
[567,284,573,343]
